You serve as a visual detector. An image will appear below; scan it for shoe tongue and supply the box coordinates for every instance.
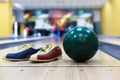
[19,44,32,51]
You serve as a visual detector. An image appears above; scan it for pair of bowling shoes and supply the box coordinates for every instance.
[3,43,62,62]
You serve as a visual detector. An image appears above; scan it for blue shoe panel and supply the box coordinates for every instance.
[6,48,41,60]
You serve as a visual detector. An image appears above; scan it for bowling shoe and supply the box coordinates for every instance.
[3,44,41,61]
[29,45,62,62]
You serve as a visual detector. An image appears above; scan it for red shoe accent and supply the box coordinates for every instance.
[36,46,62,62]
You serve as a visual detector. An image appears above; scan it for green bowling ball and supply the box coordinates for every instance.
[63,26,98,62]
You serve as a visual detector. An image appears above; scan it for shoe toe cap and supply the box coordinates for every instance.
[3,53,7,59]
[3,53,14,59]
[29,54,38,61]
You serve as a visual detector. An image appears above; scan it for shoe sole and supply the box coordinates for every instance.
[3,58,29,61]
[29,56,62,62]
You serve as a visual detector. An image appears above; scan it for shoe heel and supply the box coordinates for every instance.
[57,56,62,60]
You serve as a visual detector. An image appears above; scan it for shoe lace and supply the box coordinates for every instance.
[19,44,32,51]
[39,43,52,53]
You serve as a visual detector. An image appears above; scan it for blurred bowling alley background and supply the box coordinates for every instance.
[2,0,120,37]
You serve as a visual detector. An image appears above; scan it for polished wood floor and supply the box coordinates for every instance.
[0,37,120,80]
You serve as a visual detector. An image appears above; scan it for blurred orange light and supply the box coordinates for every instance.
[57,12,73,27]
[24,13,31,19]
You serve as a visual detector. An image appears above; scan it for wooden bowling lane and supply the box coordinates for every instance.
[0,37,120,80]
[0,66,120,80]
